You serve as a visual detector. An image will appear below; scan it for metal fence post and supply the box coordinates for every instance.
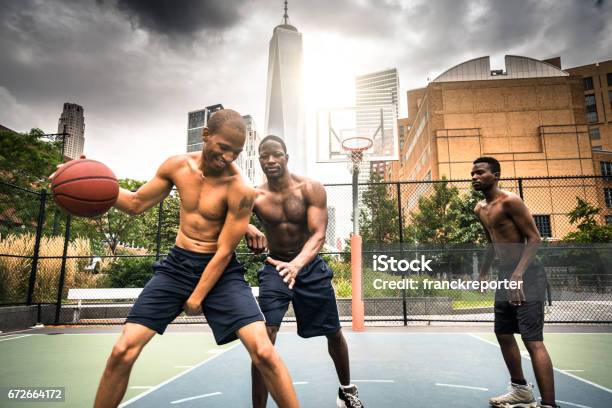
[518,177,524,200]
[156,201,163,261]
[54,214,71,324]
[396,182,408,326]
[27,190,47,305]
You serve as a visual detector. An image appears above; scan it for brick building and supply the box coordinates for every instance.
[390,55,610,238]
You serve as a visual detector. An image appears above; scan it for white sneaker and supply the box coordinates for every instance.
[489,382,537,407]
[337,384,364,408]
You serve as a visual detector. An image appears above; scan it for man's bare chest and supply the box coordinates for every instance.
[177,182,228,221]
[257,191,307,224]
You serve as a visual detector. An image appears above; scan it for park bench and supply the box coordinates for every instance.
[66,287,260,323]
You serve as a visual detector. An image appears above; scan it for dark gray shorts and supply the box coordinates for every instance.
[126,246,264,345]
[257,256,341,338]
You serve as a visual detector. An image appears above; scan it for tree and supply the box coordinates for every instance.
[404,179,486,245]
[358,173,400,243]
[70,179,160,255]
[563,197,612,243]
[0,128,62,188]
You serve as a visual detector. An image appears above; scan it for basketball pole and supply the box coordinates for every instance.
[351,159,365,331]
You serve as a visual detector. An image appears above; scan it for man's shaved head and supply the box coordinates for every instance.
[207,109,246,138]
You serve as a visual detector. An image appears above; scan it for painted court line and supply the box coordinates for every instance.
[130,386,154,390]
[353,380,395,383]
[0,334,33,342]
[554,399,593,408]
[293,381,309,385]
[170,392,222,404]
[118,342,241,407]
[467,334,612,395]
[435,383,488,391]
[561,369,585,373]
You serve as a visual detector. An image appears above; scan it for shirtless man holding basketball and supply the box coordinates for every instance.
[53,110,298,408]
[246,135,364,408]
[472,156,557,408]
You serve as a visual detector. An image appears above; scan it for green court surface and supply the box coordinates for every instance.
[0,330,233,408]
[474,332,612,390]
[0,326,611,407]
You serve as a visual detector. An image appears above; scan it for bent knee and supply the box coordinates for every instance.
[251,342,277,367]
[326,329,343,342]
[524,340,546,354]
[109,341,141,367]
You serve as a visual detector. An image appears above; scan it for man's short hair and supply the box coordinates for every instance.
[207,109,245,136]
[473,156,501,175]
[259,135,287,153]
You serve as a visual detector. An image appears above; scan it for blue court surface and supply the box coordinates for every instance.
[117,331,612,408]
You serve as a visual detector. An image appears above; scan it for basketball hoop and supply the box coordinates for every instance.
[341,136,373,171]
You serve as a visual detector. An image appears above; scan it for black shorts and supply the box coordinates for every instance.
[257,256,341,338]
[494,262,547,342]
[494,301,545,341]
[126,246,264,345]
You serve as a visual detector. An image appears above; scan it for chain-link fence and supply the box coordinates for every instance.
[1,176,610,327]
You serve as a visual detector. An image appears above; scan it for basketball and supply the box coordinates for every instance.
[51,159,119,217]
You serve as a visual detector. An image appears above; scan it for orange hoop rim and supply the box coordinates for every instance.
[341,136,373,153]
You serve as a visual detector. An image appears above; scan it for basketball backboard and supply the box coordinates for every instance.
[316,104,399,163]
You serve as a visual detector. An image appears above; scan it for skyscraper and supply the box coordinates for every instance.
[236,115,263,186]
[264,1,306,175]
[57,103,85,159]
[186,109,206,153]
[355,68,400,182]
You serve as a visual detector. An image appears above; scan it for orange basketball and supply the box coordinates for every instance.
[51,159,119,217]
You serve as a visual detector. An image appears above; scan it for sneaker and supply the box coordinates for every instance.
[489,382,537,407]
[538,404,560,408]
[337,384,364,408]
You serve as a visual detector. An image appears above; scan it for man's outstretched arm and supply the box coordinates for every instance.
[114,156,176,215]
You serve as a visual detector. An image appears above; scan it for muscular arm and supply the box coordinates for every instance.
[189,182,256,302]
[289,181,327,269]
[504,196,541,278]
[114,157,176,215]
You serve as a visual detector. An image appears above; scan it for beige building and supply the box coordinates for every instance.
[565,60,612,152]
[391,55,610,238]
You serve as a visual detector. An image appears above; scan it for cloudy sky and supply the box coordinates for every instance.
[1,0,611,183]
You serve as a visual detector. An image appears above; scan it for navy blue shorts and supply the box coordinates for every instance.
[126,246,264,345]
[257,256,341,338]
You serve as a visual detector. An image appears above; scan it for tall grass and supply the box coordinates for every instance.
[0,233,106,303]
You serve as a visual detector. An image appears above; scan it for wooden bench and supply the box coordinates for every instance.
[67,287,260,323]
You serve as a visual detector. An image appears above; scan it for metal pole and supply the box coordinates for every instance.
[518,177,524,200]
[54,214,71,324]
[27,190,47,305]
[352,164,359,235]
[156,201,163,261]
[396,183,407,326]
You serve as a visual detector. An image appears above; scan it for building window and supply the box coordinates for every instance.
[601,161,612,178]
[589,128,601,140]
[585,95,598,123]
[607,72,612,87]
[583,77,594,91]
[605,188,612,208]
[533,215,552,238]
[606,215,612,225]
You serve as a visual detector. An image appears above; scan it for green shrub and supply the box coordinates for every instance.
[107,257,155,288]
